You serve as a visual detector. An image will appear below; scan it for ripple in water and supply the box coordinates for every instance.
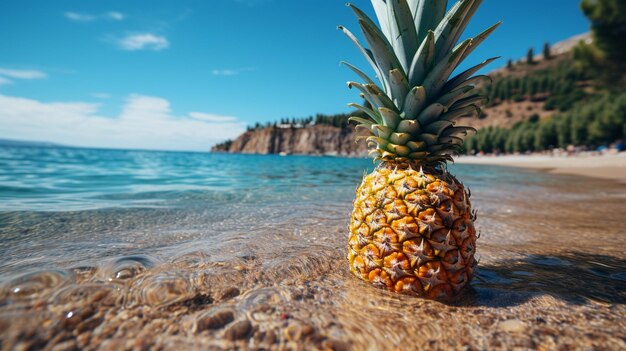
[1,269,69,302]
[98,254,159,282]
[129,272,195,307]
[51,283,122,306]
[194,308,236,333]
[526,255,573,267]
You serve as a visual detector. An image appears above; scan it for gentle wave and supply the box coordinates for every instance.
[0,145,549,212]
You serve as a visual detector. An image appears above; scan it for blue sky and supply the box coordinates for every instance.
[0,0,589,151]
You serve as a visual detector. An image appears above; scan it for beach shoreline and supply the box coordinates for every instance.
[456,152,626,183]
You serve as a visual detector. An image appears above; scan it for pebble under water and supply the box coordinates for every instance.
[1,146,625,350]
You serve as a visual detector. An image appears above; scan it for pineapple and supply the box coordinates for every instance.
[341,0,499,299]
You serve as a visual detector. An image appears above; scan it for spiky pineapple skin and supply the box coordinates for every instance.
[347,162,476,299]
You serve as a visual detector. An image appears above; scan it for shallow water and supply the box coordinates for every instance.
[1,146,625,350]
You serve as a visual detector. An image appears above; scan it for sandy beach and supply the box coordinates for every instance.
[457,152,626,183]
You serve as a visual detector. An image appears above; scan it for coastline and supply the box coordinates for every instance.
[456,152,626,183]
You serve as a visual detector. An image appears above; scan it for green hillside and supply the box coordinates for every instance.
[464,0,625,154]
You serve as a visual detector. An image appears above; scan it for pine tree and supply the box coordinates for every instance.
[537,75,548,93]
[579,0,626,85]
[527,48,535,64]
[581,0,626,65]
[506,59,513,70]
[520,77,528,95]
[543,42,552,60]
[530,78,539,96]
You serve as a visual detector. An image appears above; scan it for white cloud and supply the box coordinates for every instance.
[64,12,96,22]
[211,69,238,76]
[0,77,12,86]
[117,33,169,51]
[0,94,245,151]
[211,67,255,76]
[107,12,125,21]
[189,112,237,122]
[91,93,111,99]
[0,68,47,80]
[65,11,125,22]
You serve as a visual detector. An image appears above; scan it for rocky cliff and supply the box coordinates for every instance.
[212,124,369,157]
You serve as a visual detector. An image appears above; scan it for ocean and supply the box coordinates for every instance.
[0,145,551,211]
[0,145,547,273]
[1,145,624,349]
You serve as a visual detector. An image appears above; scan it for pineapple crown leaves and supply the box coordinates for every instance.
[339,0,501,165]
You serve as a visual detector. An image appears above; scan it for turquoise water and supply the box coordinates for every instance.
[0,146,543,212]
[0,145,551,275]
[0,146,375,211]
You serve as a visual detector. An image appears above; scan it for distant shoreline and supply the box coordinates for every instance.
[4,139,624,183]
[456,153,626,183]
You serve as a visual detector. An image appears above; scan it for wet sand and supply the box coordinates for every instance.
[1,169,625,350]
[457,153,626,183]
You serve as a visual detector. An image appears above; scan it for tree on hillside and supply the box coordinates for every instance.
[526,48,535,64]
[506,59,514,70]
[543,42,552,60]
[581,0,626,64]
[578,0,626,86]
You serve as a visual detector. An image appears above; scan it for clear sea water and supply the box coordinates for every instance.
[1,145,624,349]
[0,145,543,212]
[0,145,556,276]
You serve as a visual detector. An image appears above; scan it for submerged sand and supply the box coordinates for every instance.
[1,168,625,350]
